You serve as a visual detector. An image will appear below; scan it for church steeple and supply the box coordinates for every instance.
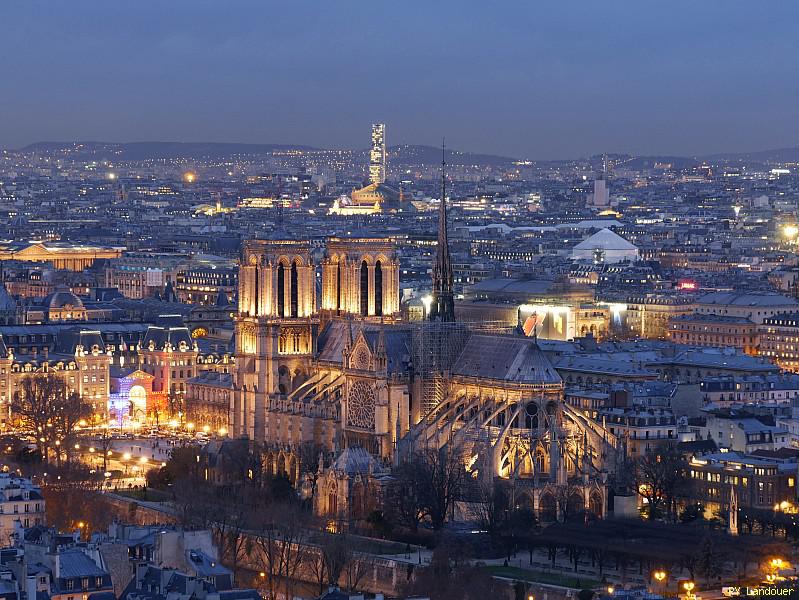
[429,139,455,322]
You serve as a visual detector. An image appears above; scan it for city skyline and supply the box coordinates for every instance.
[2,1,798,159]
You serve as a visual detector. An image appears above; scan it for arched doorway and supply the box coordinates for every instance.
[129,385,147,422]
[566,492,585,521]
[589,491,603,518]
[539,493,556,522]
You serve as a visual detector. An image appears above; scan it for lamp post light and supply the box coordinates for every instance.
[653,570,667,595]
[766,558,787,585]
[683,580,695,600]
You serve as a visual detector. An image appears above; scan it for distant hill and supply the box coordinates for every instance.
[387,144,517,166]
[18,140,799,166]
[621,155,700,170]
[19,141,320,161]
[15,140,519,167]
[702,146,799,164]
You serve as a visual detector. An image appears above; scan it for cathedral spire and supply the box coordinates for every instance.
[429,139,455,322]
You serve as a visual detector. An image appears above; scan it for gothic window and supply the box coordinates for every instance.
[290,261,299,317]
[360,260,369,316]
[328,488,337,515]
[347,380,376,430]
[278,333,287,354]
[336,260,342,314]
[277,264,285,317]
[352,345,370,370]
[292,332,300,353]
[375,260,383,317]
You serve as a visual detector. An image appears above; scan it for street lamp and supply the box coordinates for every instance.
[653,570,667,595]
[607,586,615,596]
[683,581,695,600]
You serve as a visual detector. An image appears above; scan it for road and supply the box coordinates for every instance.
[74,434,206,487]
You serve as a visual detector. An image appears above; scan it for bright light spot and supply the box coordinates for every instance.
[784,224,799,239]
[122,453,131,461]
[421,294,433,315]
[183,172,196,183]
[107,173,116,181]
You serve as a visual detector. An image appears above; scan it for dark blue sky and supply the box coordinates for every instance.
[2,1,797,158]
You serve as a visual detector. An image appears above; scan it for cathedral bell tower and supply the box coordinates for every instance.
[320,237,400,323]
[233,240,317,441]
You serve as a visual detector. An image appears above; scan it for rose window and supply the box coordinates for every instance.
[347,380,375,430]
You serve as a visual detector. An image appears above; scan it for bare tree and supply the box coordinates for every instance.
[252,501,311,600]
[388,443,467,531]
[634,443,687,521]
[11,375,92,465]
[401,534,503,600]
[474,480,510,536]
[321,533,350,588]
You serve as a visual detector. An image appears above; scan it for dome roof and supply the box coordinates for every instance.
[47,289,84,310]
[351,182,400,206]
[573,228,637,251]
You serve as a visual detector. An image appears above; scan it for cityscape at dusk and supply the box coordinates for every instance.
[0,2,799,600]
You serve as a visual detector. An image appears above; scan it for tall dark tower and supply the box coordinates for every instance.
[429,140,455,322]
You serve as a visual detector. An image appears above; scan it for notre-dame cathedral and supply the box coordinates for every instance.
[232,190,614,525]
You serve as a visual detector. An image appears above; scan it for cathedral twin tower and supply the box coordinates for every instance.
[237,237,400,323]
[233,237,401,441]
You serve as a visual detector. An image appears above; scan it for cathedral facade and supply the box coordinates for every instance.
[232,234,616,525]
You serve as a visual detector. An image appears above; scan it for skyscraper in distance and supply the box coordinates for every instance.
[589,154,610,208]
[369,123,386,185]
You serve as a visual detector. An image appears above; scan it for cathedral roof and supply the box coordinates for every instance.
[332,447,379,475]
[453,333,562,385]
[360,329,410,374]
[317,320,410,375]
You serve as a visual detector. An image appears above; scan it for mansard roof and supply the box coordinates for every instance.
[55,328,105,354]
[142,315,193,351]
